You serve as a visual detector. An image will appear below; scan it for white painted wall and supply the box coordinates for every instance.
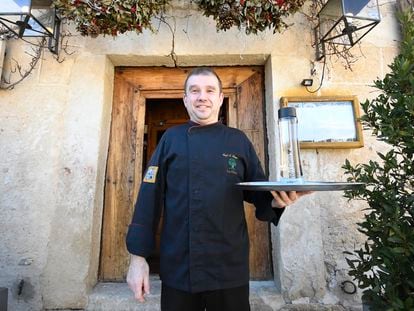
[0,1,399,310]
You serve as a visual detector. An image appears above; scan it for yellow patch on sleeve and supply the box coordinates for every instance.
[143,166,158,183]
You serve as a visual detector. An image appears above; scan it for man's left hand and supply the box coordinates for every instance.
[271,191,313,208]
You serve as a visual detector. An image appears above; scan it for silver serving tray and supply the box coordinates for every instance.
[236,181,365,191]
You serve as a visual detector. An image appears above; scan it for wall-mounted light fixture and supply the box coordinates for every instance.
[315,0,381,60]
[0,0,61,54]
[301,79,313,87]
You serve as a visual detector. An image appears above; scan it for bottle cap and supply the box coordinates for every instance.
[278,107,296,119]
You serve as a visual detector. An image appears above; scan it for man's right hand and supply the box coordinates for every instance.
[126,255,150,302]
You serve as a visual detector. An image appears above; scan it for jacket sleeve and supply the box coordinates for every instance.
[243,138,285,226]
[125,134,167,257]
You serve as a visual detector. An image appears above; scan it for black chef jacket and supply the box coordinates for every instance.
[126,121,285,293]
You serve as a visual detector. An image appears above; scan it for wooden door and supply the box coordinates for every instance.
[100,67,271,281]
[237,72,272,279]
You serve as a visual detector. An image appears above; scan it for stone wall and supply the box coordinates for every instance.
[0,1,400,310]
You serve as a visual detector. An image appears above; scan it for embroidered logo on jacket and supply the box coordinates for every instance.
[143,166,158,183]
[223,153,239,175]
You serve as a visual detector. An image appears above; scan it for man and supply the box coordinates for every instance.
[126,67,310,310]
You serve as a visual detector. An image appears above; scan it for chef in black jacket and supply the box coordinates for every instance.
[126,67,311,311]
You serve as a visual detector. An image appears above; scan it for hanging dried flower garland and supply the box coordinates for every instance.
[53,0,306,37]
[53,0,169,37]
[196,0,306,34]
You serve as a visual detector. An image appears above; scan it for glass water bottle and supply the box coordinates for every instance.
[278,107,303,183]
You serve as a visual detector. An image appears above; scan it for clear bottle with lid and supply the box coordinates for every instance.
[278,107,303,184]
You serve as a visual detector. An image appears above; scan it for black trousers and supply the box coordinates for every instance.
[161,283,251,311]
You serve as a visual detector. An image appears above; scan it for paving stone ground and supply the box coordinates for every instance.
[81,277,359,311]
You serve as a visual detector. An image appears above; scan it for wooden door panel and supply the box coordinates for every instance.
[132,95,146,202]
[237,71,272,280]
[100,77,142,280]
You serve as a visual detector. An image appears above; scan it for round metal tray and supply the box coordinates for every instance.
[236,181,365,191]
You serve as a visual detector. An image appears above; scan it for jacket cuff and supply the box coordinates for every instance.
[270,207,286,226]
[125,224,154,258]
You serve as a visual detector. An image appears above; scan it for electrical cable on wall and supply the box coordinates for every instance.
[305,55,327,93]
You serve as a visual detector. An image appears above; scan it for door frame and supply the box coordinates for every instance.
[99,67,270,281]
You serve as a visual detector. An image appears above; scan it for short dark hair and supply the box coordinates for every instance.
[184,67,223,94]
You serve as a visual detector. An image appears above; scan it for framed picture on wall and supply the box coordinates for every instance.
[280,96,364,149]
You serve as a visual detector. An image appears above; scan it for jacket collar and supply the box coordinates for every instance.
[188,120,222,127]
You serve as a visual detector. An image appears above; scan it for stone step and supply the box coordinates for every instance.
[86,278,350,311]
[86,278,286,311]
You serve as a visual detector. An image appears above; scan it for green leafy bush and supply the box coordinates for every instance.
[342,10,414,311]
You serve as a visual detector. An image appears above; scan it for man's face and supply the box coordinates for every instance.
[183,74,224,125]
